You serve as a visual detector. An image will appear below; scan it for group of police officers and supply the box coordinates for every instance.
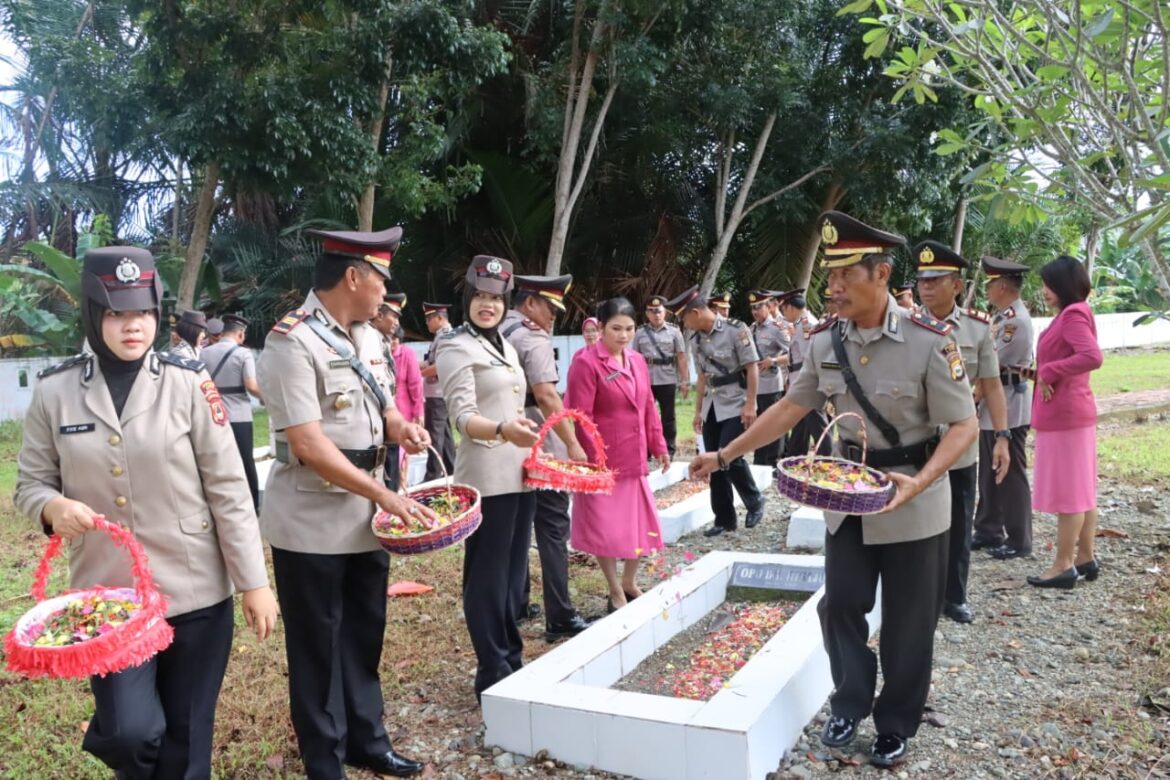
[32,203,1037,775]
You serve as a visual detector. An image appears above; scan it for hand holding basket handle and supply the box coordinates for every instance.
[5,516,174,679]
[774,412,895,515]
[522,408,615,494]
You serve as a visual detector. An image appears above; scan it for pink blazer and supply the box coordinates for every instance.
[1032,301,1103,431]
[564,343,668,477]
[393,344,425,422]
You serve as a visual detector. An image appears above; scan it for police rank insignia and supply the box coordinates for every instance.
[821,219,839,245]
[941,342,966,381]
[200,380,228,425]
[918,246,935,265]
[115,257,141,284]
[272,309,308,334]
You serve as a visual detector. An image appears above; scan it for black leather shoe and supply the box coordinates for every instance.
[1026,567,1078,589]
[349,750,423,777]
[744,502,766,529]
[820,715,857,747]
[1076,559,1100,581]
[703,526,729,538]
[942,602,974,624]
[970,536,1000,551]
[989,544,1032,560]
[870,733,908,767]
[518,602,542,622]
[544,613,593,642]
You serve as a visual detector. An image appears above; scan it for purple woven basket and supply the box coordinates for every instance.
[775,412,895,515]
[371,447,483,556]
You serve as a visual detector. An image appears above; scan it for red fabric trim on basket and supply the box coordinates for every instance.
[522,408,615,494]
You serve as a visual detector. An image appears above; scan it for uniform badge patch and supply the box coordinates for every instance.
[942,342,966,381]
[1002,324,1017,343]
[738,328,752,346]
[200,380,228,425]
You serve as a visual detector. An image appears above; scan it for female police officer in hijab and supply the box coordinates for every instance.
[15,247,279,779]
[435,255,542,700]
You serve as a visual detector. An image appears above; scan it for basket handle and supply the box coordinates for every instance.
[809,412,869,468]
[529,407,608,469]
[32,516,160,604]
[409,445,453,503]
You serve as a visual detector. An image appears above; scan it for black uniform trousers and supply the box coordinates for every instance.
[423,397,455,481]
[229,421,259,511]
[973,427,1033,551]
[271,547,392,780]
[945,464,978,606]
[753,391,783,466]
[465,491,536,698]
[522,489,576,625]
[383,444,401,492]
[84,598,233,780]
[650,383,678,456]
[784,408,831,458]
[702,407,764,530]
[818,517,948,738]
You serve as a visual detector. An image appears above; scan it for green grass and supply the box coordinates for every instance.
[1092,347,1170,397]
[253,408,269,449]
[1097,415,1170,484]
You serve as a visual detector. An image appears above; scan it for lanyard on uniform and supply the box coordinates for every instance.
[303,314,388,412]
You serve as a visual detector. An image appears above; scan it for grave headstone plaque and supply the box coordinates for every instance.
[729,562,825,593]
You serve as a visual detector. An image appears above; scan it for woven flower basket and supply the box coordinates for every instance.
[523,408,615,494]
[372,447,482,556]
[4,517,174,679]
[775,412,895,515]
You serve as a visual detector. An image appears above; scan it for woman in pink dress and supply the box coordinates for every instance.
[391,327,426,479]
[1026,256,1103,589]
[582,317,601,347]
[564,298,670,612]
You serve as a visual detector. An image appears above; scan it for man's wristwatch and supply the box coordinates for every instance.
[495,421,506,442]
[994,429,1011,440]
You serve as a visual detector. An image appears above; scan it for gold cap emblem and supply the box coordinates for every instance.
[821,219,839,246]
[919,247,935,265]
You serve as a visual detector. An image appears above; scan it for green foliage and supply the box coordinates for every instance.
[1092,233,1170,314]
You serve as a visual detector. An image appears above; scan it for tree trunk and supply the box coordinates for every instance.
[357,68,393,232]
[177,161,220,311]
[1083,222,1100,276]
[796,180,845,289]
[952,196,967,254]
[172,158,183,246]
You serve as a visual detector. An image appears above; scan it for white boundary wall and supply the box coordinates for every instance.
[3,313,1167,422]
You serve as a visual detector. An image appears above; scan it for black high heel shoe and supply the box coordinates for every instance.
[624,590,640,602]
[1026,567,1078,590]
[1075,559,1100,581]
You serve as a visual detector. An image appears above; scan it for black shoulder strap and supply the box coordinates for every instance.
[303,315,387,412]
[830,321,901,447]
[502,320,527,339]
[208,344,240,381]
[640,325,670,361]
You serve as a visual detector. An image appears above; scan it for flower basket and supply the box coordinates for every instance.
[523,408,615,494]
[4,517,174,679]
[372,447,482,555]
[775,412,895,515]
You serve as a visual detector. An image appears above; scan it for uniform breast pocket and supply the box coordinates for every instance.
[179,510,214,535]
[323,375,357,420]
[874,379,920,402]
[817,373,843,397]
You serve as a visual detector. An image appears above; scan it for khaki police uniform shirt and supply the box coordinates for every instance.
[502,310,567,459]
[787,312,818,371]
[436,325,530,497]
[940,305,998,469]
[786,296,977,545]
[692,316,760,422]
[423,325,454,399]
[200,340,256,423]
[15,351,268,618]
[632,323,685,386]
[750,318,791,395]
[258,291,395,554]
[169,338,200,360]
[980,298,1034,430]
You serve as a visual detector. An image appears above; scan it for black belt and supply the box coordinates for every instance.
[525,392,536,407]
[216,385,246,395]
[708,373,742,388]
[841,434,940,470]
[274,440,387,471]
[1000,371,1027,386]
[789,362,803,372]
[647,358,673,366]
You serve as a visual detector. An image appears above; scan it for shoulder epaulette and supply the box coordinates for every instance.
[966,308,992,324]
[522,318,542,331]
[1003,306,1016,319]
[809,314,839,335]
[159,352,205,372]
[271,309,309,335]
[36,353,89,379]
[910,310,954,336]
[726,317,746,328]
[439,324,466,340]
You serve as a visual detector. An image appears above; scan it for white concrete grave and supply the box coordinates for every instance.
[482,550,882,780]
[785,506,827,550]
[651,462,775,544]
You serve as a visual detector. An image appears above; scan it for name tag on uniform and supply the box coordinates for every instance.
[59,423,95,434]
[820,361,842,370]
[329,359,350,369]
[604,370,621,382]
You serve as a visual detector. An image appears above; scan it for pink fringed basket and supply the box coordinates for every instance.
[775,412,896,515]
[4,517,174,679]
[523,408,615,494]
[372,446,482,556]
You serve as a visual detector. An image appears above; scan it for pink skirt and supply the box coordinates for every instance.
[1033,426,1097,514]
[571,476,665,559]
